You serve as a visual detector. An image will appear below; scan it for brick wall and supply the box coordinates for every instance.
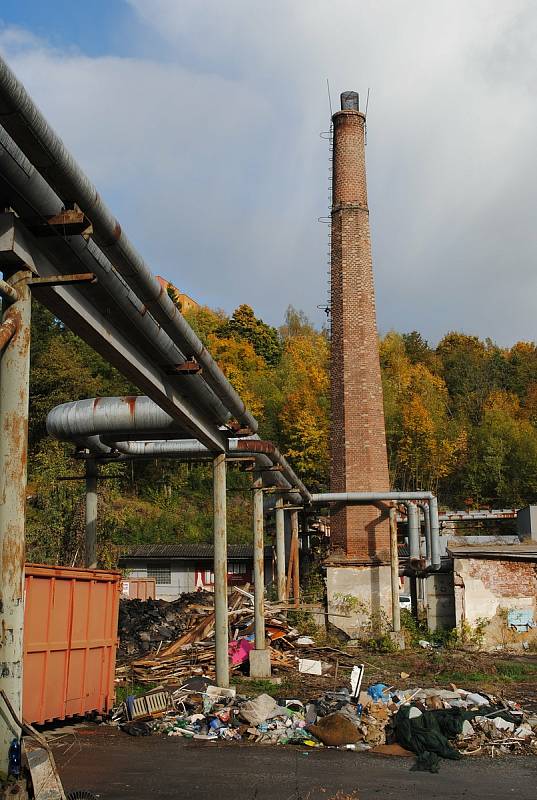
[465,558,537,598]
[330,106,390,560]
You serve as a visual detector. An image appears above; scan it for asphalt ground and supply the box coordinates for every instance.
[52,727,537,800]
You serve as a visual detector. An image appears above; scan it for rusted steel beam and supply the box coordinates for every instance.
[0,268,31,771]
[165,360,202,376]
[29,208,92,238]
[28,273,97,287]
[213,454,229,687]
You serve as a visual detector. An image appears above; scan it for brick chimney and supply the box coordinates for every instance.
[330,91,390,561]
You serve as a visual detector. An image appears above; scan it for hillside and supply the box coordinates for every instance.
[26,299,537,566]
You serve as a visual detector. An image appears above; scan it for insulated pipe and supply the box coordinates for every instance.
[389,507,401,633]
[275,498,286,603]
[406,502,420,561]
[213,454,229,688]
[85,459,98,569]
[252,475,266,650]
[429,496,441,571]
[0,268,31,771]
[312,490,441,572]
[0,58,257,433]
[0,130,233,429]
[311,491,435,503]
[418,501,432,561]
[229,440,311,503]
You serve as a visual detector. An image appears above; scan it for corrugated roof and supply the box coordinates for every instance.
[448,542,537,560]
[119,543,269,560]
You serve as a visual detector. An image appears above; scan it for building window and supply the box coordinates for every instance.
[228,562,247,575]
[147,564,171,585]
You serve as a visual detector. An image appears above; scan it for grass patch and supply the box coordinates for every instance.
[496,661,537,681]
[435,671,490,685]
[115,682,157,704]
[231,677,292,697]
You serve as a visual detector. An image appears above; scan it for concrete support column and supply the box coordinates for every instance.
[290,510,300,606]
[0,269,31,771]
[389,507,401,633]
[250,474,270,678]
[85,459,98,569]
[213,454,229,687]
[275,498,286,603]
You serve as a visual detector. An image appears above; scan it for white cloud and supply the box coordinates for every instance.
[1,1,537,344]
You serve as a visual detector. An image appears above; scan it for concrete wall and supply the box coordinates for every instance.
[125,560,195,601]
[453,557,537,650]
[326,564,392,636]
[425,572,456,631]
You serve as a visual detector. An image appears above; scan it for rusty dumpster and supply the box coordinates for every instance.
[120,577,156,600]
[23,563,121,724]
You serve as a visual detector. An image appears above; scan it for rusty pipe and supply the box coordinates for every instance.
[0,310,19,353]
[0,278,19,305]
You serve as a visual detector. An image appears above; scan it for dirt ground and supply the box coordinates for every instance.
[230,649,537,710]
[52,726,537,800]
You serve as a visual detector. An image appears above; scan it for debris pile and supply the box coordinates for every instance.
[116,588,301,685]
[114,590,537,768]
[117,593,214,660]
[111,678,537,769]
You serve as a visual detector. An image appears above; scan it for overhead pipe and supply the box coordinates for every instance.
[0,57,257,433]
[312,490,441,572]
[0,128,233,429]
[46,398,308,503]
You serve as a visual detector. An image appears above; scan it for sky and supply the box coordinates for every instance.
[1,1,537,346]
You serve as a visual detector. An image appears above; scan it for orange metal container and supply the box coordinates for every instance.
[23,563,121,724]
[120,577,156,600]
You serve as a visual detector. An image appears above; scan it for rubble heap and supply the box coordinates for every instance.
[117,593,213,660]
[113,680,537,770]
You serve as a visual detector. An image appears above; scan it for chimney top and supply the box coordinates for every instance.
[340,91,359,111]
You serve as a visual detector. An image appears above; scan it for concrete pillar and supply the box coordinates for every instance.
[85,459,98,569]
[389,507,401,633]
[213,454,229,687]
[0,268,31,771]
[275,498,286,603]
[250,474,270,678]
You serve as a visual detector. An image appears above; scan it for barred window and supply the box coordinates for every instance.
[147,564,171,585]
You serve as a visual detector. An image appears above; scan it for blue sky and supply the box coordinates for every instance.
[0,1,130,56]
[1,2,537,346]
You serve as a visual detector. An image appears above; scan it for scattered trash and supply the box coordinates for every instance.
[112,591,537,770]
